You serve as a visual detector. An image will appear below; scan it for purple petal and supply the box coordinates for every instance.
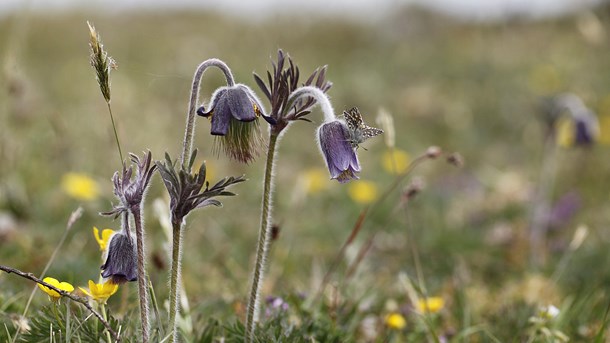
[318,121,361,182]
[210,95,231,136]
[101,233,137,284]
[226,86,257,122]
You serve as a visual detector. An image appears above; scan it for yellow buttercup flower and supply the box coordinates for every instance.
[598,115,610,145]
[348,180,379,204]
[303,168,329,194]
[38,277,74,299]
[61,173,100,201]
[384,312,407,330]
[382,149,410,175]
[416,297,445,314]
[93,227,115,251]
[555,116,574,148]
[79,280,119,304]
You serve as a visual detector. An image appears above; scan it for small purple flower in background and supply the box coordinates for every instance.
[317,120,361,183]
[264,296,289,318]
[101,232,137,284]
[198,84,275,164]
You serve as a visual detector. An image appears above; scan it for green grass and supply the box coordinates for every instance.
[1,5,610,342]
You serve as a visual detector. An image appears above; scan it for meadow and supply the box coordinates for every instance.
[1,4,610,342]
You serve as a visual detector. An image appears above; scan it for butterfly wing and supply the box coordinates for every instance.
[344,107,364,132]
[361,125,384,140]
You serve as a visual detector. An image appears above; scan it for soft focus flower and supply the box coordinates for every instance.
[348,180,379,204]
[303,168,330,194]
[101,232,137,284]
[264,296,289,318]
[382,149,410,174]
[61,173,100,201]
[93,226,115,251]
[538,305,560,319]
[384,312,407,330]
[598,115,610,145]
[317,120,361,183]
[416,297,445,314]
[79,280,119,304]
[198,84,274,163]
[552,93,599,147]
[38,277,74,299]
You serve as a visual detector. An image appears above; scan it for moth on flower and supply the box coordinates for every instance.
[342,107,384,150]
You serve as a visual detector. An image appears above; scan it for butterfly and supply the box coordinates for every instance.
[343,107,384,149]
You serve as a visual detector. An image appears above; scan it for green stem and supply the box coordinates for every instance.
[133,207,150,343]
[52,302,65,331]
[245,133,279,342]
[101,304,112,343]
[107,102,124,165]
[168,218,184,343]
[529,134,558,268]
[65,301,71,343]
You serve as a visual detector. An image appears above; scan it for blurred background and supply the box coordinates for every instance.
[2,0,610,340]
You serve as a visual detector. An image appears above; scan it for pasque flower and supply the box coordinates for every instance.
[101,231,137,284]
[543,93,599,147]
[197,83,275,164]
[317,120,361,183]
[104,151,157,216]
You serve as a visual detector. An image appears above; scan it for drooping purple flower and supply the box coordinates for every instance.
[101,232,137,284]
[197,84,275,163]
[573,110,598,146]
[317,120,361,183]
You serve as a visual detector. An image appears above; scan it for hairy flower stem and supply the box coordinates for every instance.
[132,207,150,343]
[245,133,279,342]
[167,58,235,343]
[168,219,184,342]
[181,59,235,167]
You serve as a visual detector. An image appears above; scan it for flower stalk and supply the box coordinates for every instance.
[132,206,150,342]
[245,51,334,342]
[245,132,278,338]
[168,218,184,342]
[164,58,248,342]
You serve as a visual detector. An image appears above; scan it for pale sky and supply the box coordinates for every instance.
[0,0,605,21]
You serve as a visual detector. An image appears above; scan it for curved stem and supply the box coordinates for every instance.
[284,86,336,123]
[181,58,235,166]
[168,218,184,343]
[133,207,150,343]
[245,133,279,342]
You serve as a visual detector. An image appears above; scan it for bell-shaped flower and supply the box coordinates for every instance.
[79,280,119,304]
[101,232,137,284]
[197,84,274,164]
[573,110,599,146]
[317,120,361,183]
[38,277,74,300]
